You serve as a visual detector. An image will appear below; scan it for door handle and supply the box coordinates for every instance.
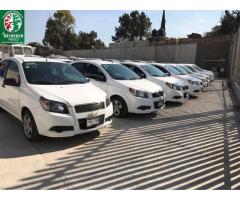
[1,84,5,88]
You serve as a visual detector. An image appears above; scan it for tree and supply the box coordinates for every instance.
[187,33,202,39]
[27,42,43,47]
[206,10,240,37]
[43,10,76,49]
[78,31,105,49]
[112,11,152,42]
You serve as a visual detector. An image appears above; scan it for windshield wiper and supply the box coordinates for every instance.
[60,80,86,84]
[31,81,57,85]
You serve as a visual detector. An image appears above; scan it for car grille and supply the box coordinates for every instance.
[183,85,189,90]
[78,115,105,130]
[75,102,105,113]
[152,91,164,98]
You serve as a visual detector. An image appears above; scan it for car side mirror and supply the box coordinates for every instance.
[95,75,106,82]
[3,78,20,87]
[139,73,146,79]
[166,72,170,76]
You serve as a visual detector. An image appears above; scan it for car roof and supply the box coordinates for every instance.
[4,56,65,63]
[121,61,150,66]
[73,59,120,65]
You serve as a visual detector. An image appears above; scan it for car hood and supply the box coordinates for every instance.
[154,76,187,86]
[29,82,106,106]
[116,79,163,92]
[179,74,201,82]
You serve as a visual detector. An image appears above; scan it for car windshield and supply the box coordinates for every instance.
[13,46,24,55]
[141,64,167,77]
[167,65,185,75]
[173,66,189,75]
[181,65,194,74]
[102,64,140,80]
[23,47,33,56]
[23,62,88,85]
[193,65,203,71]
[187,65,199,72]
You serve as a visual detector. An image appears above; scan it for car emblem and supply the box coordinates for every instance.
[87,112,98,118]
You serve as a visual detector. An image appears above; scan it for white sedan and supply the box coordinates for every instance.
[0,56,113,140]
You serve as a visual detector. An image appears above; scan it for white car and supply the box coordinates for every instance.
[0,57,113,140]
[121,62,189,102]
[153,63,203,96]
[170,64,209,89]
[71,60,165,118]
[186,64,215,81]
[179,64,211,83]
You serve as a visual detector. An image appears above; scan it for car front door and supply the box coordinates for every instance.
[1,60,21,117]
[0,60,9,108]
[85,63,107,92]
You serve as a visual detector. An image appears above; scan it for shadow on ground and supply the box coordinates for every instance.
[1,80,240,189]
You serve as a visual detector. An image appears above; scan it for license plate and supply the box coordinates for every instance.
[87,117,100,127]
[157,99,164,107]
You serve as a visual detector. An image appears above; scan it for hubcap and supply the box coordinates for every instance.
[23,114,33,138]
[113,100,122,116]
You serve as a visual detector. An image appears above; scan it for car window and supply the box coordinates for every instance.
[152,65,170,76]
[171,65,188,75]
[5,61,20,84]
[0,60,8,77]
[102,64,140,80]
[23,47,33,56]
[141,64,167,77]
[164,65,182,75]
[72,63,86,75]
[23,62,88,85]
[181,65,193,74]
[85,64,106,82]
[123,64,146,78]
[13,46,24,55]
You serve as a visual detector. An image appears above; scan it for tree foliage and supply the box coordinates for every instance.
[206,10,240,37]
[43,10,105,50]
[112,11,152,42]
[27,42,44,47]
[78,31,105,49]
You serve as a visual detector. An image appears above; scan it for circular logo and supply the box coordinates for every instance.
[4,12,22,33]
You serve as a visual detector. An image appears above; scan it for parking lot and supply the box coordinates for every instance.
[0,79,240,189]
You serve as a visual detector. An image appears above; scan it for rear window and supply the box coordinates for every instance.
[13,46,24,55]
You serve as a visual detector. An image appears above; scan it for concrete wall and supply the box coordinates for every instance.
[61,36,230,78]
[62,43,198,63]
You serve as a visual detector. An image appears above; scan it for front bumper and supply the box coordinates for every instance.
[32,104,113,138]
[188,84,202,96]
[166,89,189,102]
[127,95,166,114]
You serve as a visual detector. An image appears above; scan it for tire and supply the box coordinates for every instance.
[111,96,128,118]
[22,110,42,141]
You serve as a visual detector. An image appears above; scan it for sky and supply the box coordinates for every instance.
[25,10,224,46]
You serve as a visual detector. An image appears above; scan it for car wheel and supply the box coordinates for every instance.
[112,96,128,118]
[22,110,42,141]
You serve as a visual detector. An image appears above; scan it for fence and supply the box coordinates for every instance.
[229,27,240,101]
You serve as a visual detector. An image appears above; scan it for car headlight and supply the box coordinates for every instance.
[166,82,179,90]
[129,88,149,98]
[188,80,194,84]
[39,96,69,114]
[106,97,111,107]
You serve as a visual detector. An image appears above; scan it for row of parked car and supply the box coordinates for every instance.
[0,55,214,141]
